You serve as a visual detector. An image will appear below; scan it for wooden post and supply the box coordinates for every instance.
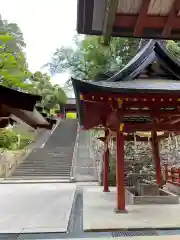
[116,125,126,213]
[151,131,162,187]
[103,129,109,192]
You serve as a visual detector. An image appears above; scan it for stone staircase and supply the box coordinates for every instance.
[7,119,78,180]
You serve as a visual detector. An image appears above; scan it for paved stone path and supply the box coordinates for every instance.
[1,184,180,239]
[83,186,180,231]
[0,183,75,233]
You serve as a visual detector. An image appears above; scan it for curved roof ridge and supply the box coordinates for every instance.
[105,39,155,82]
[154,41,180,78]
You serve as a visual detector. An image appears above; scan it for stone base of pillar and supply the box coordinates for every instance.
[103,189,110,192]
[114,208,128,214]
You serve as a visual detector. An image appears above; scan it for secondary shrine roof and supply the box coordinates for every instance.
[72,40,180,95]
[72,40,180,132]
[0,85,56,129]
[77,0,180,44]
[73,78,180,93]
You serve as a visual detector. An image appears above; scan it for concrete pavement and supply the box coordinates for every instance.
[0,183,75,233]
[59,237,180,240]
[83,186,180,231]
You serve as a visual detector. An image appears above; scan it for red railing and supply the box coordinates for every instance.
[163,165,180,186]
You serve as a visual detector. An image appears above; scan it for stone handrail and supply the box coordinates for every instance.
[70,122,80,181]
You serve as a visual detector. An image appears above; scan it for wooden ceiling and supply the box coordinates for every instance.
[77,0,180,44]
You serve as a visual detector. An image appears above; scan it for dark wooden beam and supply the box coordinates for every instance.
[109,123,180,132]
[162,0,180,37]
[162,117,180,125]
[134,0,150,36]
[114,14,180,30]
[119,110,180,117]
[83,92,180,101]
[103,0,119,45]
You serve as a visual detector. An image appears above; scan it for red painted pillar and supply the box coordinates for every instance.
[116,130,126,212]
[103,129,109,192]
[151,131,162,187]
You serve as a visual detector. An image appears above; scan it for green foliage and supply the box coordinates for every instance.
[2,19,26,48]
[19,134,33,149]
[166,40,180,60]
[31,72,67,110]
[0,15,31,90]
[0,129,18,150]
[0,129,33,150]
[0,35,32,90]
[46,35,140,81]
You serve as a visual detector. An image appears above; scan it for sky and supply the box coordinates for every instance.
[0,0,77,90]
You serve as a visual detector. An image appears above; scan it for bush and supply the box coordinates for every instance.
[18,134,33,149]
[0,129,19,150]
[0,129,34,150]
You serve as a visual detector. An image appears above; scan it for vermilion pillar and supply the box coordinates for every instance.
[116,130,126,212]
[103,129,109,192]
[151,131,162,187]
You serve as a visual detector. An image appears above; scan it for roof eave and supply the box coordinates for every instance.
[0,85,41,111]
[9,107,54,130]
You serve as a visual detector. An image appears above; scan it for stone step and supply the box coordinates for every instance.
[5,176,71,181]
[23,158,73,162]
[14,168,71,172]
[9,119,77,180]
[12,168,71,172]
[12,171,71,174]
[16,162,72,166]
[11,172,70,176]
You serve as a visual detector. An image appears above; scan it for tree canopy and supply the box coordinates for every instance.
[46,36,140,81]
[0,14,67,113]
[31,71,67,112]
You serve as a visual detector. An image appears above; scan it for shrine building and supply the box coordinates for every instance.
[72,39,180,212]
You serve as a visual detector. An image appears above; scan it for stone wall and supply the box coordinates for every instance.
[90,131,180,185]
[125,187,179,205]
[0,148,30,178]
[167,182,180,195]
[133,194,179,204]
